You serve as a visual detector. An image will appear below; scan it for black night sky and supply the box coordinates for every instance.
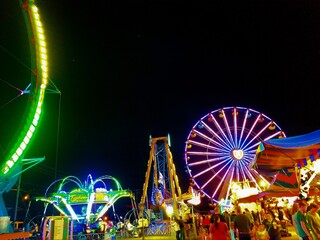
[1,0,320,218]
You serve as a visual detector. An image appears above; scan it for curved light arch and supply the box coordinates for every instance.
[1,0,48,175]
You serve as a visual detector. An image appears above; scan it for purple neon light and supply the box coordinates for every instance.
[185,106,286,202]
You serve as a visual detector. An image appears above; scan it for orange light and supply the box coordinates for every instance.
[22,194,30,201]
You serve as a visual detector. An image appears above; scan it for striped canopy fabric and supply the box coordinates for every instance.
[253,129,320,176]
[238,168,320,203]
[237,169,299,202]
[271,168,299,189]
[238,130,320,203]
[237,186,319,203]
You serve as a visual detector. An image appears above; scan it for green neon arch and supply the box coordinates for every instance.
[1,0,48,175]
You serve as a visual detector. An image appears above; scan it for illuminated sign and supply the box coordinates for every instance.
[69,193,88,203]
[96,192,109,202]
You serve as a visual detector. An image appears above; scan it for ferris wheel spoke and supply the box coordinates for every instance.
[240,163,261,186]
[242,153,256,166]
[187,156,230,168]
[238,161,250,181]
[232,107,239,147]
[210,162,234,199]
[187,138,229,153]
[235,161,243,182]
[238,160,262,191]
[196,121,232,151]
[242,141,262,153]
[241,120,272,150]
[242,126,283,152]
[187,155,232,167]
[187,151,228,157]
[199,167,225,196]
[192,157,233,178]
[240,148,256,158]
[220,110,236,148]
[239,113,262,149]
[263,130,283,141]
[225,165,236,200]
[208,112,235,148]
[238,109,250,147]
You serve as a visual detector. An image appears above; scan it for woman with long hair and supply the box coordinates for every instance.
[209,214,231,240]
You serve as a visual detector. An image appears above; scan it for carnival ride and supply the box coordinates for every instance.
[2,0,319,236]
[136,135,197,226]
[0,0,50,229]
[32,174,134,238]
[184,106,287,205]
[139,135,181,218]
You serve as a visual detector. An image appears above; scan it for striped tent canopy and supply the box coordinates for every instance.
[237,186,319,203]
[253,129,320,176]
[238,169,298,202]
[271,168,298,189]
[238,169,320,203]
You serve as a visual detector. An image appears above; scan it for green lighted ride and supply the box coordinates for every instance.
[0,0,48,217]
[34,174,133,236]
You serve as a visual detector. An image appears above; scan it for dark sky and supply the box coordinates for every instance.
[1,0,320,204]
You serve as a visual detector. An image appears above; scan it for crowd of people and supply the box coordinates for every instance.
[209,204,285,240]
[171,193,320,240]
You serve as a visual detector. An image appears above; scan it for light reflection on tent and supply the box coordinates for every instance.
[253,129,320,176]
[238,129,320,202]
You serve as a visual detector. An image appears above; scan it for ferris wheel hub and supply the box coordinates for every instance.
[231,149,244,160]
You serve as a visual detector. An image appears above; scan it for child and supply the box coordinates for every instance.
[255,224,269,240]
[229,222,235,240]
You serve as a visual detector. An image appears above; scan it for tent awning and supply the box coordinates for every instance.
[238,168,299,202]
[253,129,320,176]
[238,187,319,203]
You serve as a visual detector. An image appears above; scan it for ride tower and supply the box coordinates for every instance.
[139,135,185,222]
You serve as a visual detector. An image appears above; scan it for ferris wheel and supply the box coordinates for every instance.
[184,106,286,204]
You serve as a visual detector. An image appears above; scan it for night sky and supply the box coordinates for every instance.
[1,0,320,212]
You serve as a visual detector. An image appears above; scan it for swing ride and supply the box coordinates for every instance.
[32,174,134,238]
